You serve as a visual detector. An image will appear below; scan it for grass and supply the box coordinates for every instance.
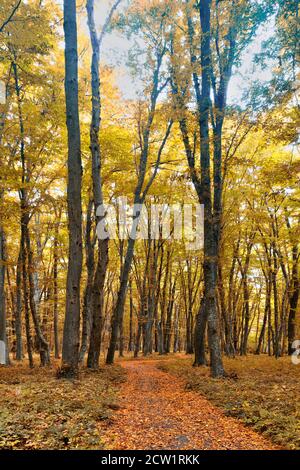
[0,359,126,450]
[158,354,300,450]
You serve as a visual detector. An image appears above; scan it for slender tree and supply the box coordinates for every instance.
[85,0,122,370]
[59,0,83,378]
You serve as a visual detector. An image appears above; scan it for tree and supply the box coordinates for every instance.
[0,226,8,364]
[59,0,83,378]
[85,0,122,370]
[170,0,274,376]
[106,1,173,364]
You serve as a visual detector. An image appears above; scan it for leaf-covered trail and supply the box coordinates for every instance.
[103,359,277,450]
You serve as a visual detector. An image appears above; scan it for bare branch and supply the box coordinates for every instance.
[141,120,173,201]
[0,0,22,33]
[98,0,122,46]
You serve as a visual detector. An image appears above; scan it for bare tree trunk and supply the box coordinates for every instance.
[164,277,176,354]
[134,320,142,358]
[79,198,94,363]
[21,221,33,368]
[53,219,60,359]
[60,0,83,378]
[239,238,254,355]
[195,0,224,377]
[256,283,270,355]
[186,308,194,354]
[173,304,180,353]
[194,299,207,366]
[128,279,134,352]
[0,226,9,365]
[160,248,170,355]
[86,0,111,369]
[15,247,23,360]
[33,213,42,351]
[157,320,164,355]
[172,0,225,376]
[288,244,299,355]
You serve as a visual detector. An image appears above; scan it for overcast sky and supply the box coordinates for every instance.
[68,0,275,104]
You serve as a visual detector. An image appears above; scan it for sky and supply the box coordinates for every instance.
[92,0,275,105]
[73,0,276,105]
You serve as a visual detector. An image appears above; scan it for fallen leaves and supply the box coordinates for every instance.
[0,360,125,450]
[102,358,277,450]
[160,355,300,449]
[1,355,294,450]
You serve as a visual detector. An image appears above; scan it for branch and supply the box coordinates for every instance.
[141,120,173,201]
[98,0,122,46]
[0,0,22,33]
[157,77,170,96]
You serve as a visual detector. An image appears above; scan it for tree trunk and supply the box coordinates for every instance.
[128,279,134,352]
[240,274,250,355]
[195,0,224,377]
[21,221,33,368]
[60,0,83,378]
[53,220,60,359]
[79,198,94,363]
[134,319,142,358]
[185,307,194,354]
[143,242,158,356]
[288,245,299,355]
[15,247,23,360]
[256,283,270,355]
[0,226,8,365]
[194,299,207,366]
[86,0,109,369]
[157,320,164,355]
[173,304,180,353]
[164,277,176,354]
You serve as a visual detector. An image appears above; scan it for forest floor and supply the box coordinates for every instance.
[0,354,298,450]
[158,354,300,450]
[102,356,279,450]
[0,359,125,449]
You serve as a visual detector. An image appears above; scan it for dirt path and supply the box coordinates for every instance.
[103,358,277,450]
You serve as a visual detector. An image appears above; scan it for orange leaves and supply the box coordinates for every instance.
[102,357,276,450]
[0,361,125,450]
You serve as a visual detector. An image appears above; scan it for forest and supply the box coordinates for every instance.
[0,0,299,452]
